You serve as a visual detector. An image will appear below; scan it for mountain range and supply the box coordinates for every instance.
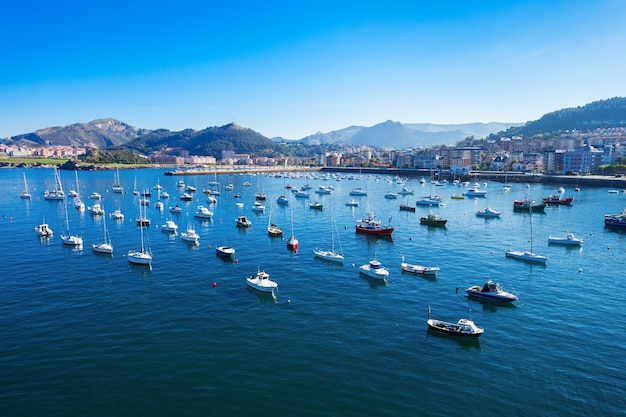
[5,97,626,157]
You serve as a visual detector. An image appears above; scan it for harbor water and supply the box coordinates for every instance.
[0,168,624,416]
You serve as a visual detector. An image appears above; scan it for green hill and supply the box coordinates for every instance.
[494,97,626,139]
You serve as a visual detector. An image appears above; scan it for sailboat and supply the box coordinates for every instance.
[73,170,85,211]
[133,176,139,196]
[112,168,123,193]
[286,198,298,251]
[267,194,283,237]
[20,172,32,199]
[128,203,152,265]
[92,206,113,254]
[314,202,344,263]
[506,206,547,264]
[502,170,511,191]
[61,199,83,246]
[44,167,65,200]
[416,172,443,206]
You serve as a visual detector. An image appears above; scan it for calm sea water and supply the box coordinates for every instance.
[0,168,624,417]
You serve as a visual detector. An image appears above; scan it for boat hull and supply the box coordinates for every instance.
[355,226,394,235]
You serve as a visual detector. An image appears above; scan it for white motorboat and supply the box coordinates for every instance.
[235,215,252,227]
[345,199,359,207]
[34,222,53,237]
[88,192,102,200]
[194,205,214,219]
[359,260,389,280]
[251,201,265,212]
[216,246,235,258]
[180,192,193,201]
[427,307,484,339]
[476,207,501,218]
[181,225,200,244]
[88,203,105,216]
[548,232,583,246]
[161,219,178,232]
[246,269,278,293]
[401,256,439,276]
[169,205,182,214]
[207,195,217,204]
[110,209,124,220]
[465,280,518,302]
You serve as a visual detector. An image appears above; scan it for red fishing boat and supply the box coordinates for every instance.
[355,211,394,236]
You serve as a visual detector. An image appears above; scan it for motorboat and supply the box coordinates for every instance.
[169,205,182,214]
[194,205,214,219]
[355,211,394,235]
[345,199,359,207]
[604,209,626,228]
[268,223,283,236]
[207,195,218,204]
[251,201,265,212]
[349,187,368,196]
[235,215,252,227]
[185,185,197,193]
[548,232,583,246]
[88,192,102,200]
[276,195,289,205]
[542,194,574,205]
[180,193,193,201]
[255,192,267,200]
[154,201,164,211]
[88,203,105,216]
[420,211,447,227]
[398,187,414,195]
[110,209,124,220]
[34,223,53,237]
[216,246,235,258]
[401,257,440,276]
[476,207,501,218]
[464,187,487,197]
[246,269,278,293]
[181,225,200,244]
[294,189,309,198]
[384,192,398,199]
[315,185,333,195]
[451,194,465,200]
[309,202,323,210]
[359,260,389,280]
[427,307,484,339]
[161,219,178,232]
[176,180,185,188]
[465,280,518,302]
[513,199,545,212]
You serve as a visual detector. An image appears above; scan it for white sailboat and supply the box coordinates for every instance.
[506,206,547,264]
[128,203,152,265]
[267,196,283,237]
[73,170,85,211]
[61,199,83,246]
[349,168,368,196]
[20,172,32,199]
[133,176,139,196]
[44,167,65,200]
[92,206,113,254]
[112,168,123,193]
[314,202,344,263]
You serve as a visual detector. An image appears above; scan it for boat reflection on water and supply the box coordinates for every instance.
[246,286,277,304]
[425,329,481,350]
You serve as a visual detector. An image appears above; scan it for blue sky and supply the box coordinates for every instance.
[1,0,625,139]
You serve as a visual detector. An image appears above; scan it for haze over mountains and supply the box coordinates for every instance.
[7,119,513,151]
